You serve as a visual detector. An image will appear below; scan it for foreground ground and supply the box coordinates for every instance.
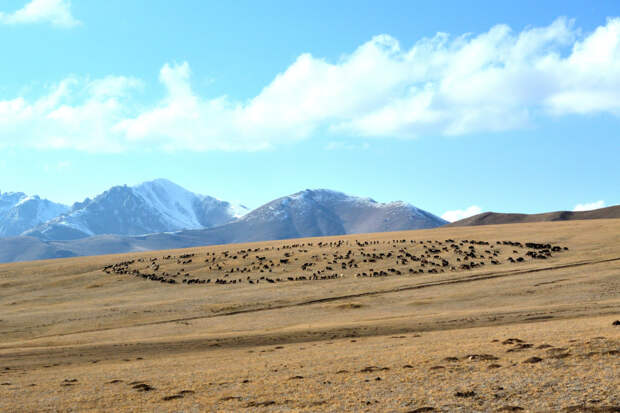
[0,219,619,412]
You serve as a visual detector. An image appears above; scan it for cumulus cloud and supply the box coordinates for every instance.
[1,17,620,151]
[573,200,605,211]
[0,0,81,28]
[441,206,483,223]
[0,75,142,151]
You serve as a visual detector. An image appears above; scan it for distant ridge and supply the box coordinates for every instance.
[446,205,620,227]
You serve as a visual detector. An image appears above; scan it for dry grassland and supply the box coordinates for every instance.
[0,219,619,412]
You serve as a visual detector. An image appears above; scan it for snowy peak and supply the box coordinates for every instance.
[241,188,447,234]
[134,178,248,226]
[288,188,372,203]
[133,179,204,230]
[24,179,241,240]
[0,191,68,237]
[0,191,27,214]
[242,189,355,221]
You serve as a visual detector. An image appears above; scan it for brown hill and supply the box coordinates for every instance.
[446,205,620,227]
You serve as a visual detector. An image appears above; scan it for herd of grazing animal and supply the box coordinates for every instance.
[102,238,567,287]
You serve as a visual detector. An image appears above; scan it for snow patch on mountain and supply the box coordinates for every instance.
[227,203,250,218]
[133,179,204,230]
[55,213,95,237]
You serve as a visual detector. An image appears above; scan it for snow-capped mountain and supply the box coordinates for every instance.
[237,189,447,238]
[0,187,447,262]
[0,191,69,237]
[25,179,246,240]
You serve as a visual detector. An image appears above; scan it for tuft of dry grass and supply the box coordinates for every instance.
[334,302,365,309]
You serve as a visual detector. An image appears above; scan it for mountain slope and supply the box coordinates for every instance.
[446,205,620,227]
[24,179,244,240]
[0,192,68,237]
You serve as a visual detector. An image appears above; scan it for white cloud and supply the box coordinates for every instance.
[0,75,141,152]
[0,0,81,28]
[441,206,482,223]
[573,200,605,211]
[1,17,620,151]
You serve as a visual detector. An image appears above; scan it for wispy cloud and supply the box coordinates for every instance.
[573,200,605,211]
[441,206,482,222]
[43,160,71,173]
[325,141,370,151]
[1,17,620,151]
[0,0,80,28]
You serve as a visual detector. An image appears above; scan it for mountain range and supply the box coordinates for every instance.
[6,179,615,264]
[0,181,447,263]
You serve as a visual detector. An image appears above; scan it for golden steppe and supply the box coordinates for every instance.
[0,219,619,412]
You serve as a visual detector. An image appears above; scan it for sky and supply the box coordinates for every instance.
[0,0,618,221]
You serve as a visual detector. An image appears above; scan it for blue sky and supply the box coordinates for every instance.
[0,0,618,220]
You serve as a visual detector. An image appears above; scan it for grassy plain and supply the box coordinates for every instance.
[0,219,618,412]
